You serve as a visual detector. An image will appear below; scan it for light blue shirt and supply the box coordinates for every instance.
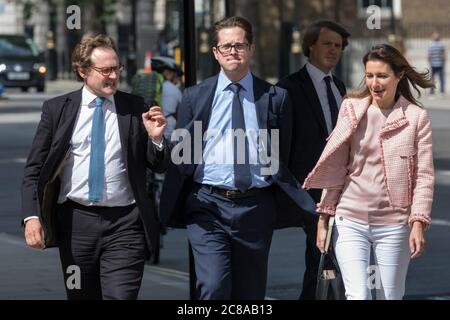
[193,71,271,190]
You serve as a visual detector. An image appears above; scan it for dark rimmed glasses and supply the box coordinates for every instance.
[215,42,249,55]
[90,64,124,77]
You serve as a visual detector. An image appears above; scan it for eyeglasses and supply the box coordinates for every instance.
[90,64,124,77]
[215,42,249,55]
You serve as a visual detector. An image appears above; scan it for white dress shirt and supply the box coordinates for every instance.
[306,62,343,134]
[57,86,135,207]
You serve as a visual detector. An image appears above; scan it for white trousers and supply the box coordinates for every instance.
[333,214,411,300]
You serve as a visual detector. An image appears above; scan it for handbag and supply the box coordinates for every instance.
[315,216,346,300]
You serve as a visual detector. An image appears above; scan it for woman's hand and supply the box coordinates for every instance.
[410,221,426,259]
[316,214,330,253]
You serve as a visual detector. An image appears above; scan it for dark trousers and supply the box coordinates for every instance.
[431,66,445,94]
[185,185,275,300]
[56,200,147,300]
[299,215,321,300]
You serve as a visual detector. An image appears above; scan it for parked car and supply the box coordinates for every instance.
[0,34,46,92]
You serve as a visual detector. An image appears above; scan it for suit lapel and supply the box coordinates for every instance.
[52,89,82,151]
[252,75,270,131]
[188,76,217,169]
[114,91,131,165]
[333,75,347,97]
[298,67,328,136]
[197,76,218,133]
[380,96,410,136]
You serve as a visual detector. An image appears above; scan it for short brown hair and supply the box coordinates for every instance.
[302,20,350,58]
[71,34,118,81]
[212,16,253,47]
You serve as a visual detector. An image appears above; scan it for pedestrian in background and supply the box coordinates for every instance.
[277,20,350,300]
[151,56,183,140]
[428,31,446,95]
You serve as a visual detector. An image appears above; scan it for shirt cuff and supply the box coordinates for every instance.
[151,139,164,151]
[24,216,39,224]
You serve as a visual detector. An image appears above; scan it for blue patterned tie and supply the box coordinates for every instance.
[229,83,252,192]
[88,97,105,202]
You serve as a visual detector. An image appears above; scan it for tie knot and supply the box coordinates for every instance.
[95,97,105,108]
[324,76,332,84]
[228,82,242,94]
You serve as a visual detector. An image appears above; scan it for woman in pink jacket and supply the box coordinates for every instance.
[303,44,435,300]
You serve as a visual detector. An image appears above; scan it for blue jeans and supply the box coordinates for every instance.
[431,66,445,94]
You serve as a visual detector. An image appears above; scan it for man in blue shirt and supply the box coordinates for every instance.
[428,31,446,95]
[160,16,315,299]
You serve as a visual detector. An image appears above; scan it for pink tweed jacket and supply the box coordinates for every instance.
[303,95,434,227]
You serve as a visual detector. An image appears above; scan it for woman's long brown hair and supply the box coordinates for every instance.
[350,44,434,107]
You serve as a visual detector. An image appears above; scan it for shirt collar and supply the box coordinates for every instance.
[82,86,114,107]
[217,70,253,93]
[306,62,334,84]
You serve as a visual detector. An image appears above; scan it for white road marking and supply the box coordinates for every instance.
[0,158,26,164]
[0,112,40,123]
[433,219,450,227]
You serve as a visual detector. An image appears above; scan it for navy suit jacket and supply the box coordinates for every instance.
[160,73,316,229]
[277,65,346,224]
[21,89,169,252]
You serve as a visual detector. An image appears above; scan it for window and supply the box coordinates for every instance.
[0,36,39,57]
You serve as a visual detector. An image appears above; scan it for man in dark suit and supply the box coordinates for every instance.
[277,20,350,299]
[21,34,169,300]
[160,16,315,300]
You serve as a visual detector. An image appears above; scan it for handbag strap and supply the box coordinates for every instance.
[324,216,335,253]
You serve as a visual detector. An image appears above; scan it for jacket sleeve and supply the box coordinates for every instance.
[175,87,194,130]
[315,139,350,215]
[408,109,434,228]
[304,100,351,215]
[21,101,53,221]
[317,189,343,215]
[278,89,293,164]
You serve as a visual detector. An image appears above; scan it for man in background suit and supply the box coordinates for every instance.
[277,20,350,299]
[21,34,169,299]
[160,16,316,300]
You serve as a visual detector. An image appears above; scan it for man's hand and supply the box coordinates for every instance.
[24,219,46,249]
[410,221,426,259]
[142,106,167,144]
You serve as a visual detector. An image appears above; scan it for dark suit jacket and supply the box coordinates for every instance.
[160,74,316,230]
[21,89,169,253]
[277,65,346,225]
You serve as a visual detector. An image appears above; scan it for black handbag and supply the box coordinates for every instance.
[315,216,346,300]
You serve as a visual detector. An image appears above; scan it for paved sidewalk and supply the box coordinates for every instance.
[45,79,131,95]
[420,93,450,111]
[0,232,189,300]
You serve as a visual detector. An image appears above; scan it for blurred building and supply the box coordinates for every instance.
[1,0,449,90]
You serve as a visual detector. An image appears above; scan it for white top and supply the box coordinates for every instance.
[57,86,135,207]
[306,62,343,134]
[336,104,409,225]
[161,80,182,140]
